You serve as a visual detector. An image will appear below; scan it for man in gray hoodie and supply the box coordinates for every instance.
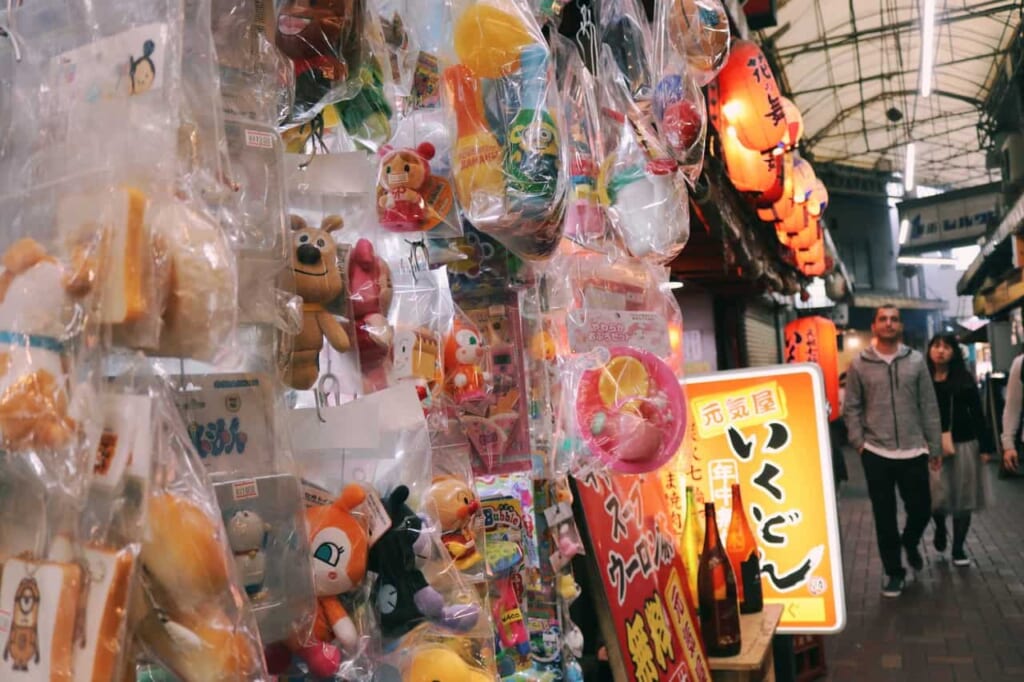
[844,305,942,597]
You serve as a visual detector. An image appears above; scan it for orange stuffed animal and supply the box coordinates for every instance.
[443,316,489,405]
[292,484,369,678]
[423,476,482,571]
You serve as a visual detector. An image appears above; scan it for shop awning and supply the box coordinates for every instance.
[850,292,947,312]
[957,190,1024,296]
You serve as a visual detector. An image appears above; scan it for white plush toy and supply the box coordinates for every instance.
[226,510,270,599]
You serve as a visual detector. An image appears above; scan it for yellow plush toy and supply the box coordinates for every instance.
[285,214,352,390]
[404,647,492,682]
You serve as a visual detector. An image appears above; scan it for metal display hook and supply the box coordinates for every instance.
[314,372,341,423]
[2,0,23,63]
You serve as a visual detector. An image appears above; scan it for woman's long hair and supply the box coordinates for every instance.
[927,333,973,387]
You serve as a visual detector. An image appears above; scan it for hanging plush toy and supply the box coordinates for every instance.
[293,483,369,678]
[403,647,492,682]
[368,485,479,640]
[285,215,351,391]
[348,238,393,390]
[376,143,437,232]
[443,316,489,405]
[423,476,483,571]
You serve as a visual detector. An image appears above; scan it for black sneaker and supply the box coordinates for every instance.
[952,549,970,567]
[905,544,924,571]
[882,575,905,598]
[933,524,948,553]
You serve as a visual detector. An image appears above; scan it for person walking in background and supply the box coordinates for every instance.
[844,305,942,598]
[1000,353,1023,475]
[926,334,992,566]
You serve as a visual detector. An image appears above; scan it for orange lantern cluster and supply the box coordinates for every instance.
[713,41,831,280]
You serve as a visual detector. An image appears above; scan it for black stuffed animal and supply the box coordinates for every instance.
[367,485,480,639]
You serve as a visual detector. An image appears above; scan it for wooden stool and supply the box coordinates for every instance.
[708,604,783,682]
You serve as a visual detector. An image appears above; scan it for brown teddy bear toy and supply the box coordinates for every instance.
[0,238,91,451]
[285,215,352,390]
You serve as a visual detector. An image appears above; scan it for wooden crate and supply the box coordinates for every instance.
[793,634,827,681]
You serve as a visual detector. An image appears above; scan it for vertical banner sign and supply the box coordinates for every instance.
[574,472,711,682]
[681,364,846,633]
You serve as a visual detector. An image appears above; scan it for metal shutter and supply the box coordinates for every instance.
[743,299,781,367]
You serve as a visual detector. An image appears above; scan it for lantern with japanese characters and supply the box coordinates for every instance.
[795,236,825,267]
[779,213,819,250]
[784,316,839,420]
[757,150,793,215]
[721,128,779,194]
[791,157,817,205]
[716,40,786,153]
[780,96,803,149]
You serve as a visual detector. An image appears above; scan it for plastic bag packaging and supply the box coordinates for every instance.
[665,0,730,86]
[424,450,487,579]
[600,0,655,104]
[332,8,396,148]
[652,0,707,185]
[274,0,367,126]
[389,264,455,425]
[599,45,690,263]
[212,0,295,124]
[553,34,611,251]
[128,386,266,682]
[444,0,566,260]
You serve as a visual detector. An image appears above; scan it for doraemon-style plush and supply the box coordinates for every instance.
[0,238,90,451]
[423,476,482,571]
[377,143,436,232]
[226,510,270,599]
[368,486,479,639]
[292,483,369,678]
[285,215,351,390]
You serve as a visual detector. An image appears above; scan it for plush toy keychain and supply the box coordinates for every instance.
[285,215,351,391]
[376,142,437,232]
[368,485,479,639]
[348,238,393,390]
[443,315,489,405]
[423,476,483,571]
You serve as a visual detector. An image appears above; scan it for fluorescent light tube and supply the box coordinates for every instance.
[920,0,936,97]
[904,143,916,192]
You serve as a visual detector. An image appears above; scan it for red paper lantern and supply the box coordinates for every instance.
[801,259,827,277]
[717,39,787,152]
[780,96,803,149]
[721,128,779,194]
[791,157,816,204]
[795,238,825,267]
[784,316,840,420]
[761,151,795,217]
[807,179,829,217]
[780,220,820,250]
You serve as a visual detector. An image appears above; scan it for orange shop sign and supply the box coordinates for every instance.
[681,364,845,633]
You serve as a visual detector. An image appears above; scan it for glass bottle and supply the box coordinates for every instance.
[697,502,741,657]
[681,486,704,599]
[726,484,763,614]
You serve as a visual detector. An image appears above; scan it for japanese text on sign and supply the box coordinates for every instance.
[691,381,787,439]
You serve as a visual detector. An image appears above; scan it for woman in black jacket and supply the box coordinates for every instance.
[927,333,992,566]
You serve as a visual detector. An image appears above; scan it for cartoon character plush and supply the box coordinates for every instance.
[348,238,392,389]
[368,485,479,640]
[0,238,91,451]
[403,647,491,682]
[226,510,271,599]
[443,316,489,405]
[286,215,351,391]
[275,0,365,116]
[376,142,436,232]
[3,576,40,671]
[267,483,369,678]
[423,476,482,571]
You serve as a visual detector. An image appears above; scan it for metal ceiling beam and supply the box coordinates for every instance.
[821,118,979,142]
[787,50,1008,97]
[774,2,1019,60]
[806,89,983,147]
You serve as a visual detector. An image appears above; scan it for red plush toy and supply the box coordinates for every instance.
[376,142,436,232]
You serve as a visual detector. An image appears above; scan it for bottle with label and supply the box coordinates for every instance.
[726,484,764,614]
[443,64,505,220]
[503,44,559,213]
[681,486,703,599]
[697,502,741,657]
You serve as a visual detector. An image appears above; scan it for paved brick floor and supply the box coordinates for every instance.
[824,447,1024,682]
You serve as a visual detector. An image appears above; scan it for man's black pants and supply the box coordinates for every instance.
[861,450,931,579]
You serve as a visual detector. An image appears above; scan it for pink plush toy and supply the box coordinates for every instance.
[348,239,393,390]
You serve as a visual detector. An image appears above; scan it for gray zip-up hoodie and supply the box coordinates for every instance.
[843,344,942,459]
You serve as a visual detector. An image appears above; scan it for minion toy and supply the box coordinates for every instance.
[4,576,41,671]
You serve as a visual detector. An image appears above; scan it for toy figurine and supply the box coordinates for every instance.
[226,510,270,599]
[285,215,351,391]
[348,238,393,391]
[404,646,491,682]
[443,316,489,405]
[423,476,483,571]
[503,45,560,214]
[377,143,436,232]
[275,0,365,117]
[368,485,479,639]
[0,238,92,451]
[294,484,369,677]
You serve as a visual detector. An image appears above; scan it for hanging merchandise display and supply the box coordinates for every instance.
[0,0,851,678]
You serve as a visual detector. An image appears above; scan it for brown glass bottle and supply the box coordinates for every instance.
[697,502,741,656]
[726,484,764,614]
